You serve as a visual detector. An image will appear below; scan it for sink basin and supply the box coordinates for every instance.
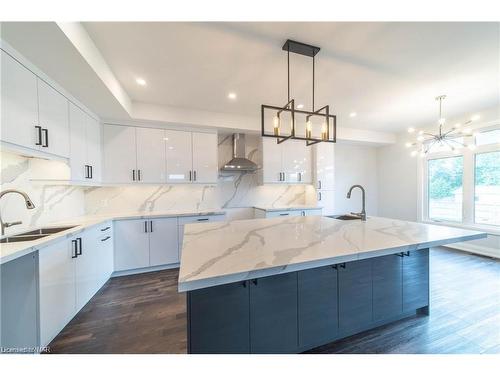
[327,214,362,220]
[0,234,49,243]
[16,226,76,236]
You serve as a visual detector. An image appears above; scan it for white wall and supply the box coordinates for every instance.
[377,134,419,220]
[334,143,379,216]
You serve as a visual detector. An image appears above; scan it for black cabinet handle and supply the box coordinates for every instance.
[149,220,153,232]
[298,172,302,182]
[101,236,111,242]
[76,237,82,255]
[279,213,289,216]
[252,279,258,286]
[241,281,247,288]
[84,165,88,178]
[189,170,192,181]
[331,264,338,270]
[318,180,322,189]
[193,170,197,181]
[42,128,48,147]
[397,252,405,257]
[100,226,111,232]
[35,126,42,145]
[318,192,322,201]
[89,165,93,179]
[197,218,209,222]
[138,169,141,181]
[340,263,346,269]
[405,251,410,257]
[144,221,148,233]
[71,239,78,258]
[132,169,136,181]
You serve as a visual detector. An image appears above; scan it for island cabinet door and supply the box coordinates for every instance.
[249,272,298,353]
[403,249,430,312]
[372,254,403,322]
[188,281,250,354]
[338,259,372,335]
[298,266,338,349]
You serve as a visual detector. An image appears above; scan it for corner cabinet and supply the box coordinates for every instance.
[262,137,312,184]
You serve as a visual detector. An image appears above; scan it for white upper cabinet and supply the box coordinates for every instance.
[69,103,87,181]
[37,78,70,158]
[262,137,311,184]
[165,130,192,183]
[1,50,39,150]
[1,50,71,158]
[283,139,312,183]
[69,103,102,183]
[262,137,283,183]
[192,132,218,183]
[314,142,335,190]
[103,124,137,183]
[136,127,167,183]
[85,115,102,182]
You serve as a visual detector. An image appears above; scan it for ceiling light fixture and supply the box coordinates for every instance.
[228,92,237,100]
[136,78,147,86]
[406,95,476,157]
[297,104,304,109]
[261,39,337,146]
[349,112,357,118]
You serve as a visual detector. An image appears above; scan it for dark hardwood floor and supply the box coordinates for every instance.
[48,247,500,354]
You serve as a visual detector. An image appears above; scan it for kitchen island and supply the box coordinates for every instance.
[178,216,486,354]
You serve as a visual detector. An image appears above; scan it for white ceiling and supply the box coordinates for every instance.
[82,22,500,132]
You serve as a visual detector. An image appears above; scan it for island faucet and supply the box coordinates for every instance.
[346,185,367,221]
[0,189,36,235]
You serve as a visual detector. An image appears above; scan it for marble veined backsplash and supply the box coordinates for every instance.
[1,134,315,232]
[0,151,85,233]
[85,134,316,216]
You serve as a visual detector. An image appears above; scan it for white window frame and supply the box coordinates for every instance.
[419,122,500,235]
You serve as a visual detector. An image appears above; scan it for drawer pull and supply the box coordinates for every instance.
[279,213,290,216]
[197,218,209,221]
[101,236,111,242]
[100,226,111,232]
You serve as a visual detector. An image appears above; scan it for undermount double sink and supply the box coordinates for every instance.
[0,226,76,243]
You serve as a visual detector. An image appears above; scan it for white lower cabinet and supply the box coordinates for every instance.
[39,223,113,346]
[149,218,179,267]
[39,238,76,347]
[114,217,180,271]
[113,219,150,271]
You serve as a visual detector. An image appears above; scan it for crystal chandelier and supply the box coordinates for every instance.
[406,95,478,157]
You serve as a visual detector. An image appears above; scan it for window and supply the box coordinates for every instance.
[428,156,463,222]
[475,129,500,146]
[423,126,500,228]
[475,151,500,226]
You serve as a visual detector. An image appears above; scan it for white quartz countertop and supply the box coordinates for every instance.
[178,215,487,292]
[253,205,323,212]
[0,209,225,265]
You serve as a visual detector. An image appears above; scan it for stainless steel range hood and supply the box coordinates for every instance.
[221,134,258,172]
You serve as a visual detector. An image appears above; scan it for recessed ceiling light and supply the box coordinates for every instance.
[297,104,304,109]
[136,78,147,86]
[228,92,237,100]
[408,127,416,133]
[471,114,480,121]
[349,112,357,117]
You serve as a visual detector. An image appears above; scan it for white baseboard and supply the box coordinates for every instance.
[112,263,179,277]
[443,243,500,259]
